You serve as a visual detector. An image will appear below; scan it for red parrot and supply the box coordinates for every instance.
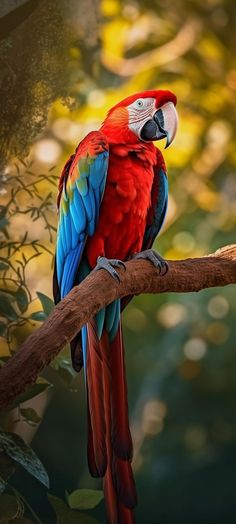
[53,90,178,524]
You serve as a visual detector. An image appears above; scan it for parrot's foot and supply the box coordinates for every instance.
[132,249,168,276]
[94,256,126,282]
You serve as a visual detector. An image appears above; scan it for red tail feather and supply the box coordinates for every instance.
[86,321,107,477]
[118,503,136,524]
[102,329,118,524]
[110,324,133,460]
[87,404,100,477]
[86,320,136,524]
[113,458,137,509]
[104,468,118,524]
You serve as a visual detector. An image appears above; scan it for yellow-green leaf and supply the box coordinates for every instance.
[20,408,41,425]
[67,489,104,510]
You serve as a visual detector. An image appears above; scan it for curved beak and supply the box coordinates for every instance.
[140,102,178,148]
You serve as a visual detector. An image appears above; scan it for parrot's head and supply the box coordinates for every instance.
[101,90,178,148]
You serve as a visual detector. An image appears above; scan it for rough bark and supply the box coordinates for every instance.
[0,244,236,410]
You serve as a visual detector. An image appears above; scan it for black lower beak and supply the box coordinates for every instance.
[140,109,167,143]
[140,119,158,141]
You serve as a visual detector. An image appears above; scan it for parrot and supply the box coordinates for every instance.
[53,90,178,524]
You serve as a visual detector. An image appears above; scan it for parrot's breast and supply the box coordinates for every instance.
[85,148,155,267]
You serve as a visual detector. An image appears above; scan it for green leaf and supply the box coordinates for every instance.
[8,378,52,409]
[67,489,104,510]
[0,289,15,301]
[36,292,54,316]
[30,311,47,321]
[20,408,41,425]
[0,291,18,321]
[0,432,49,488]
[0,494,21,521]
[0,261,9,271]
[16,287,28,313]
[48,495,101,524]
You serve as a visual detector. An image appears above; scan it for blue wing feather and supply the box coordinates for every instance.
[60,243,84,298]
[155,168,168,235]
[55,132,109,302]
[70,190,87,233]
[54,134,109,371]
[143,166,168,249]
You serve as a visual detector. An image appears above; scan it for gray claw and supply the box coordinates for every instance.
[95,256,126,282]
[132,249,168,276]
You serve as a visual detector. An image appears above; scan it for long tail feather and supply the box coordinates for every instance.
[113,458,137,509]
[110,324,133,460]
[118,503,136,524]
[102,329,118,524]
[87,404,100,477]
[86,321,107,477]
[86,319,136,524]
[104,463,118,524]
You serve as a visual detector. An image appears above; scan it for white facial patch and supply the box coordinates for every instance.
[128,97,156,138]
[128,97,178,146]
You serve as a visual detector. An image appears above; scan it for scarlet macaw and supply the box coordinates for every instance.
[53,90,178,524]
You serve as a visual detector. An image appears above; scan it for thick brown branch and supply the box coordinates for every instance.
[1,244,236,410]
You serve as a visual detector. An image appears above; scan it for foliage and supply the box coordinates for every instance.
[0,159,56,352]
[1,0,236,523]
[49,489,104,523]
[66,489,104,511]
[0,156,95,521]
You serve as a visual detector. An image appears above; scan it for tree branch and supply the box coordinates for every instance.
[101,19,201,76]
[1,244,236,410]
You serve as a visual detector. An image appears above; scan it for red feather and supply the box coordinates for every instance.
[85,142,157,267]
[110,324,133,460]
[86,324,137,523]
[86,321,107,477]
[101,329,119,524]
[113,457,137,509]
[109,89,177,113]
[118,503,136,524]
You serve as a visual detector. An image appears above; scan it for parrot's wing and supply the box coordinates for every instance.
[142,153,168,250]
[53,131,109,302]
[121,152,168,313]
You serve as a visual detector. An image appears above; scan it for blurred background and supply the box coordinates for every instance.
[0,0,236,523]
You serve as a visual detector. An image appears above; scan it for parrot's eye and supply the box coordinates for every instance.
[135,99,144,109]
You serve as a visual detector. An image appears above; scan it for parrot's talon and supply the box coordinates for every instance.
[132,249,168,276]
[95,256,126,282]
